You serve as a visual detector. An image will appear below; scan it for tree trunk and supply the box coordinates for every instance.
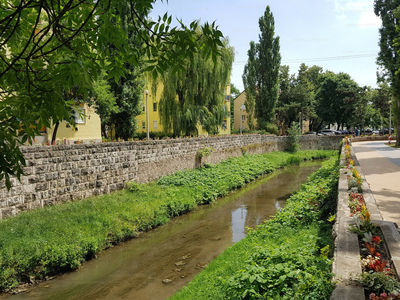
[397,98,400,147]
[51,121,60,145]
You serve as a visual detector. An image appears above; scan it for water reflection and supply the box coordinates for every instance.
[231,206,248,242]
[275,201,282,210]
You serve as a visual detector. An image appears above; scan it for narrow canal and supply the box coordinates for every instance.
[3,161,322,300]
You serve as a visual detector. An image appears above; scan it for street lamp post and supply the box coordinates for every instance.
[145,90,150,140]
[240,104,246,134]
[389,100,392,137]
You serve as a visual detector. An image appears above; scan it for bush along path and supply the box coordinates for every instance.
[343,138,400,299]
[0,150,336,293]
[170,155,340,300]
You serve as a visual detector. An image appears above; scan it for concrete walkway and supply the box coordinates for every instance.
[352,141,400,224]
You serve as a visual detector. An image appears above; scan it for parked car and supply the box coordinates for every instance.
[304,131,317,135]
[318,129,336,136]
[363,129,373,136]
[382,128,395,135]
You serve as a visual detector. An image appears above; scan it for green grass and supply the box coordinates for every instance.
[0,150,336,291]
[170,156,339,300]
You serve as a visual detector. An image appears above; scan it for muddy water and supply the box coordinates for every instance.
[3,162,321,300]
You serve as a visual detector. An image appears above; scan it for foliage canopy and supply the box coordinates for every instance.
[0,0,225,188]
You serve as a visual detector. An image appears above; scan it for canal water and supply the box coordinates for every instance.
[3,161,322,300]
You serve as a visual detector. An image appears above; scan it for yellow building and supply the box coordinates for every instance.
[233,91,256,131]
[37,103,102,144]
[136,82,232,136]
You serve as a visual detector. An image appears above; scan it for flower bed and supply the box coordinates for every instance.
[343,138,400,299]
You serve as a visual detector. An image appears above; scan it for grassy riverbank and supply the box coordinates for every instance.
[0,150,336,291]
[171,156,339,299]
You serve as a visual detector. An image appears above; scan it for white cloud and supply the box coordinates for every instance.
[330,0,381,28]
[358,10,382,28]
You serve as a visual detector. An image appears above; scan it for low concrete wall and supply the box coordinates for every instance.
[0,135,342,219]
[351,136,396,143]
[331,145,370,300]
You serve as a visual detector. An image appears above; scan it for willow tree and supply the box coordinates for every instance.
[159,38,234,136]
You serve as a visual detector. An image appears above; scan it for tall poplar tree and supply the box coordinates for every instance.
[159,37,234,136]
[242,6,281,130]
[374,0,400,145]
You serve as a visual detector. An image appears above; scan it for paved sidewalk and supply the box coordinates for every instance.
[352,141,400,224]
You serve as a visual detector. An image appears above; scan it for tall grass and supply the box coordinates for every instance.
[0,150,336,291]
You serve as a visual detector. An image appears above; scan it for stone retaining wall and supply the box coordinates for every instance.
[0,135,342,219]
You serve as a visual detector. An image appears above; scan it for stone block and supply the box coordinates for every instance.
[29,200,42,210]
[72,169,81,176]
[35,183,48,192]
[28,175,39,184]
[2,208,15,218]
[109,184,117,192]
[0,200,7,208]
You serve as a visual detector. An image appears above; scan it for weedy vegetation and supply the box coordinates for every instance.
[171,156,339,300]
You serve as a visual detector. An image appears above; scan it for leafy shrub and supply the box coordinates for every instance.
[225,228,334,300]
[126,181,144,192]
[285,122,301,153]
[286,155,301,165]
[264,123,279,135]
[358,271,400,296]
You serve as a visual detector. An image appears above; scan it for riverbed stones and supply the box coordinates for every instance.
[162,279,173,283]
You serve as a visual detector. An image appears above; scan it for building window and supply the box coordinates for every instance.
[223,120,227,129]
[241,115,246,121]
[153,120,158,129]
[142,121,145,129]
[153,103,157,112]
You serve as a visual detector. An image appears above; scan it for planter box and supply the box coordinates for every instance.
[331,140,400,299]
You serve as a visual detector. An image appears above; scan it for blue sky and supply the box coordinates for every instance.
[149,0,381,92]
